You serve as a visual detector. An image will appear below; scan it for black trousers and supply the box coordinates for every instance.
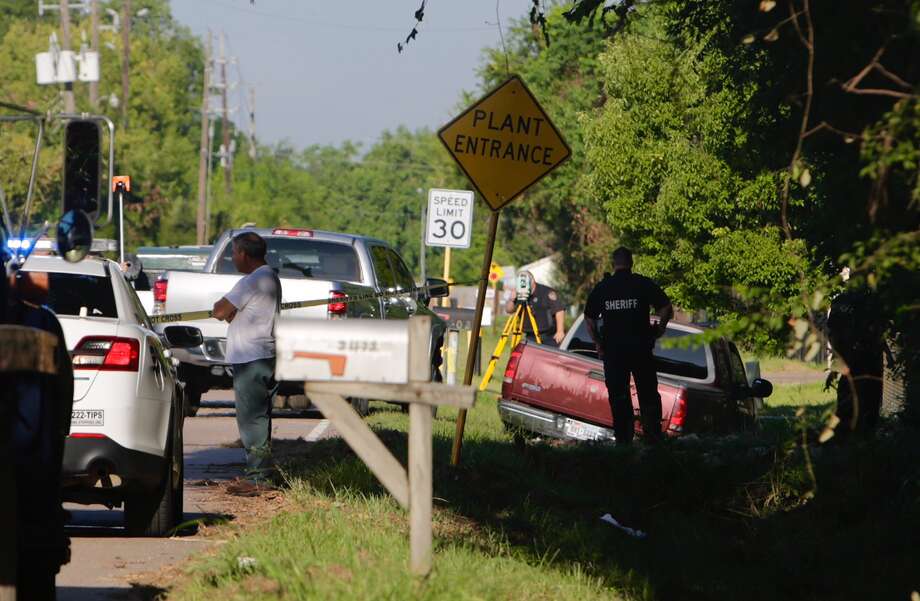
[603,343,662,443]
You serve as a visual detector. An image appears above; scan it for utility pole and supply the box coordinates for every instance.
[121,0,131,129]
[247,85,256,160]
[196,32,212,245]
[89,0,99,108]
[418,189,427,282]
[219,31,233,195]
[59,0,75,112]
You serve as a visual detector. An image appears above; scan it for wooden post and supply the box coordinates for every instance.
[451,210,499,465]
[60,0,75,113]
[196,32,212,245]
[407,317,432,575]
[120,0,132,129]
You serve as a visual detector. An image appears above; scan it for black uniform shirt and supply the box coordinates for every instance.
[522,283,565,334]
[584,271,670,346]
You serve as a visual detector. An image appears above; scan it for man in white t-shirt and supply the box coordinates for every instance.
[212,232,281,491]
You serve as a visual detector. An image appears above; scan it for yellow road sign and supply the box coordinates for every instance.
[488,261,504,283]
[438,75,571,211]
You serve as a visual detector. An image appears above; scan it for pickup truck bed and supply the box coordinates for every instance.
[498,316,770,442]
[499,342,689,441]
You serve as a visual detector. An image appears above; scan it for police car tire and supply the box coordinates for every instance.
[184,386,201,417]
[124,413,179,537]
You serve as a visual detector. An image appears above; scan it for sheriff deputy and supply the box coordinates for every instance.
[584,247,673,445]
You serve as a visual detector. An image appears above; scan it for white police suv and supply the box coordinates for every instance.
[21,254,201,536]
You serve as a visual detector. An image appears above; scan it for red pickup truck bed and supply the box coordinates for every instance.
[498,341,689,441]
[496,317,770,442]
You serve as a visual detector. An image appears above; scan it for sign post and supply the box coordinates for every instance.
[437,75,570,466]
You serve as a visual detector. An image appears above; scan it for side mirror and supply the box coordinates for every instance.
[425,277,449,299]
[750,378,773,398]
[56,209,94,263]
[163,325,203,349]
[63,120,102,223]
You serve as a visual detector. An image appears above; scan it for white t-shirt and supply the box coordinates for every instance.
[223,264,281,364]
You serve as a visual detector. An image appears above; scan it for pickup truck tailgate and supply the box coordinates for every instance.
[503,342,685,433]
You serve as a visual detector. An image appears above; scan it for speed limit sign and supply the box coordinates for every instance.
[425,188,474,249]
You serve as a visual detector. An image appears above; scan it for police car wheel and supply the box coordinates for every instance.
[124,412,179,536]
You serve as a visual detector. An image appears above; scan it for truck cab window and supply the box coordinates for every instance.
[371,246,396,289]
[386,248,415,290]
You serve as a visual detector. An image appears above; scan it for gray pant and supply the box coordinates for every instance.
[232,358,278,478]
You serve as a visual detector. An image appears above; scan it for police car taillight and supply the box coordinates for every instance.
[72,337,140,372]
[272,228,313,238]
[328,290,348,317]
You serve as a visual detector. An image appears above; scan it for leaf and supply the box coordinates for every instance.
[799,168,812,188]
[742,34,756,44]
[759,0,777,11]
[764,29,779,42]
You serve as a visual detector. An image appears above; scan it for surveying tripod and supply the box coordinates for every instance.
[479,300,542,391]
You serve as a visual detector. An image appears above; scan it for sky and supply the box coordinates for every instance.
[169,0,531,150]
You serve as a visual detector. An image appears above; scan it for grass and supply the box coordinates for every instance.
[747,354,825,374]
[168,325,920,600]
[766,381,835,407]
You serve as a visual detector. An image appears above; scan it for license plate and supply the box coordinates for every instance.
[71,409,104,426]
[562,418,596,440]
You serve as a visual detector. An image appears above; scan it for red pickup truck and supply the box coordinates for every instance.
[498,316,773,442]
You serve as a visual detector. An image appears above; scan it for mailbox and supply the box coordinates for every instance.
[275,318,411,383]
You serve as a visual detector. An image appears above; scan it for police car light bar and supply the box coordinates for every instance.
[6,238,53,251]
[5,238,115,254]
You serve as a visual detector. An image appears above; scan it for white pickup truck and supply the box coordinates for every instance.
[153,227,448,414]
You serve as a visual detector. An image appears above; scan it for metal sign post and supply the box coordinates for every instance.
[436,75,571,466]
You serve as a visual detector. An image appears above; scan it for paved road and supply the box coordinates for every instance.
[56,391,329,601]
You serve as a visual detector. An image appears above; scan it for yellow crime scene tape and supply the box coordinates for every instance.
[148,279,483,325]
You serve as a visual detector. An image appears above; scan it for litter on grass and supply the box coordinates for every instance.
[600,513,647,539]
